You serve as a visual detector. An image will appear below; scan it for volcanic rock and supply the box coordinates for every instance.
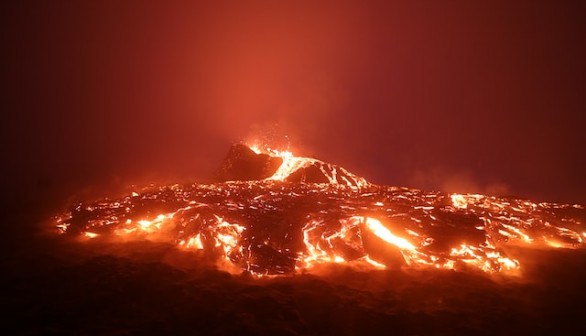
[214,143,369,188]
[215,144,283,182]
[283,160,369,187]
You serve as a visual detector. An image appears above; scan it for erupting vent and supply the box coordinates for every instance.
[55,144,585,277]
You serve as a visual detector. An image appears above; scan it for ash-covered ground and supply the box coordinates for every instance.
[3,213,586,335]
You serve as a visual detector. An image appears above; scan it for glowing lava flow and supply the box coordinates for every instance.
[248,144,369,188]
[54,145,585,277]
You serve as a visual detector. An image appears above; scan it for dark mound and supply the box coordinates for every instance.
[215,144,283,182]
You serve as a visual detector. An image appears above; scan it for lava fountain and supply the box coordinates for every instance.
[54,143,585,277]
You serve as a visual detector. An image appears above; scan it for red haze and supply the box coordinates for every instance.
[2,1,585,205]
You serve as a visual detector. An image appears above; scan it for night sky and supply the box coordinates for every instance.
[2,1,585,206]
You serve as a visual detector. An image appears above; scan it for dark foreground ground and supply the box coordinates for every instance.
[3,202,586,336]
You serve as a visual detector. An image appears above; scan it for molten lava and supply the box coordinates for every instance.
[54,144,585,276]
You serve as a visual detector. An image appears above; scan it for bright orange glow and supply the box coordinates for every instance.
[363,256,386,269]
[364,217,415,250]
[84,232,98,239]
[450,194,468,209]
[54,144,586,277]
[245,142,370,188]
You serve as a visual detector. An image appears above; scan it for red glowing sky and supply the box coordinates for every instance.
[2,1,585,204]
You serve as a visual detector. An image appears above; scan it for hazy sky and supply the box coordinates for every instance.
[3,1,585,204]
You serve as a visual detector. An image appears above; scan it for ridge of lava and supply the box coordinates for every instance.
[54,143,586,277]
